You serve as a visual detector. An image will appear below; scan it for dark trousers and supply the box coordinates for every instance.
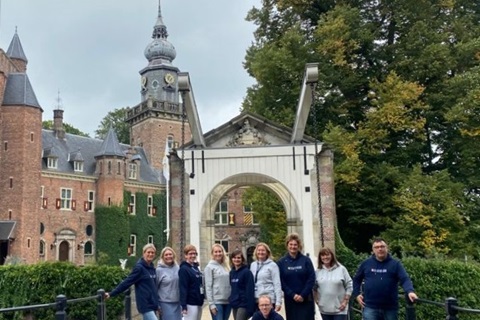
[284,298,314,320]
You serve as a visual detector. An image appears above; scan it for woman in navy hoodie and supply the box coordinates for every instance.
[106,243,159,320]
[277,233,315,320]
[179,244,204,320]
[229,249,255,320]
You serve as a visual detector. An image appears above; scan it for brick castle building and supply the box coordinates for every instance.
[0,2,261,266]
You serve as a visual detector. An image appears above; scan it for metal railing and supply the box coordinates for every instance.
[348,294,480,319]
[0,289,107,320]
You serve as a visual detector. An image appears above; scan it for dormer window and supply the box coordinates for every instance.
[129,163,137,180]
[47,157,58,169]
[74,161,84,172]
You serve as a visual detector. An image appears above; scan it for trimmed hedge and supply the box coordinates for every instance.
[0,262,128,320]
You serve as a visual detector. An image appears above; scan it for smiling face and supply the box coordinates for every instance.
[256,245,268,262]
[162,249,174,265]
[231,254,243,268]
[185,250,198,264]
[212,245,224,263]
[320,252,332,267]
[143,248,156,264]
[287,240,299,257]
[258,296,273,317]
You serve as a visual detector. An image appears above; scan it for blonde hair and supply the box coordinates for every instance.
[254,242,274,261]
[159,246,178,265]
[211,243,230,271]
[285,233,303,251]
[143,243,156,253]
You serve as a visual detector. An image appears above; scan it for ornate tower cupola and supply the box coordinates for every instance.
[6,28,28,73]
[139,0,180,104]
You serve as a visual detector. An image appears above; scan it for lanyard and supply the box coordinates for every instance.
[255,262,264,283]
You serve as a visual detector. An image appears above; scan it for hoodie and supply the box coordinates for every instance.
[179,261,204,310]
[277,252,315,302]
[110,258,159,314]
[156,261,180,303]
[352,254,415,309]
[250,258,282,306]
[252,309,285,320]
[204,260,231,310]
[229,264,255,316]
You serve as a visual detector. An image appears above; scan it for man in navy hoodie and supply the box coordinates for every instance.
[106,243,159,320]
[352,238,418,320]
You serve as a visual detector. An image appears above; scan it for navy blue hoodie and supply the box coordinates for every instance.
[179,261,204,310]
[277,252,315,301]
[110,258,159,314]
[352,254,415,309]
[229,264,255,316]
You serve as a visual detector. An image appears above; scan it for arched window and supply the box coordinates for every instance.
[39,240,45,256]
[84,241,93,255]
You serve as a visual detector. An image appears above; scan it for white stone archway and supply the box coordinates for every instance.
[168,64,337,265]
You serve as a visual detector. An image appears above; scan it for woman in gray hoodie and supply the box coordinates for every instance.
[204,243,232,320]
[250,242,283,312]
[156,247,181,320]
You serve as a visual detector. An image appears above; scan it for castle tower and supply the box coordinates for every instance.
[126,0,191,172]
[94,128,126,206]
[0,31,43,263]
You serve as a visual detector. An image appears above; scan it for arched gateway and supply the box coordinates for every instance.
[168,64,336,265]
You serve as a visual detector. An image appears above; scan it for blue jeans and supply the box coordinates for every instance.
[363,306,398,320]
[142,310,158,320]
[210,304,232,320]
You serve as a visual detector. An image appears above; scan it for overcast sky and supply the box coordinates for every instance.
[0,0,261,136]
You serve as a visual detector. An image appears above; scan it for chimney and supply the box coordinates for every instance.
[53,109,65,140]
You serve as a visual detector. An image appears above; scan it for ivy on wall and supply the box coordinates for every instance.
[95,190,166,267]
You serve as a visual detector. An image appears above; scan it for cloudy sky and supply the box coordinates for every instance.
[0,0,261,136]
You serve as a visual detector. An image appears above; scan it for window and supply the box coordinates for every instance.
[108,161,112,174]
[117,162,121,175]
[129,163,137,179]
[87,191,95,212]
[86,225,93,236]
[128,194,136,214]
[84,241,93,255]
[47,157,58,169]
[148,235,154,244]
[129,235,137,256]
[30,132,34,142]
[39,240,45,256]
[74,161,83,172]
[60,188,72,210]
[4,141,7,151]
[147,196,153,216]
[215,240,229,253]
[244,204,259,225]
[215,199,228,225]
[40,223,45,235]
[167,135,174,150]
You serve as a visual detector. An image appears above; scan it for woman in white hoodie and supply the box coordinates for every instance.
[204,243,232,320]
[250,242,282,312]
[156,247,181,320]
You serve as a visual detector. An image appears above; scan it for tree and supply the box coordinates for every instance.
[243,0,480,255]
[42,120,90,137]
[95,107,130,144]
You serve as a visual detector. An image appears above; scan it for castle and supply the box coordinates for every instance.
[0,2,264,265]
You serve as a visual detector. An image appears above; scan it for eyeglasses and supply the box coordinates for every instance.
[259,304,271,308]
[187,252,197,256]
[373,245,386,249]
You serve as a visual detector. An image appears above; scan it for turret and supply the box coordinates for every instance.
[6,29,28,73]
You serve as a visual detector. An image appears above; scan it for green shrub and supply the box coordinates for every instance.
[0,262,128,320]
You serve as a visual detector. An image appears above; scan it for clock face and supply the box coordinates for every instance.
[164,73,175,85]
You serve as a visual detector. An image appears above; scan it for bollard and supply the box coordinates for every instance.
[55,294,67,320]
[405,293,416,320]
[445,297,458,320]
[124,288,132,320]
[97,289,106,320]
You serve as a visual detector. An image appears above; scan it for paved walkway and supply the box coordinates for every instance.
[200,304,287,319]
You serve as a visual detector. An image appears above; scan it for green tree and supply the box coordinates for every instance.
[243,0,480,254]
[42,120,90,137]
[95,107,130,144]
[242,187,287,258]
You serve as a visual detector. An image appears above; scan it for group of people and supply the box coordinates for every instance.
[106,235,418,320]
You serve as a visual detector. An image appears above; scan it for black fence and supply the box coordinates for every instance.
[348,294,480,319]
